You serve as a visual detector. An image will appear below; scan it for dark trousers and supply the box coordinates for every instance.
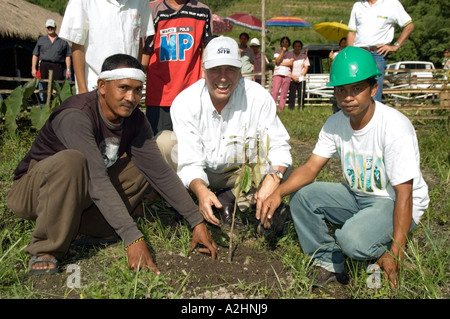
[146,105,172,135]
[288,80,306,110]
[6,150,148,259]
[39,61,65,103]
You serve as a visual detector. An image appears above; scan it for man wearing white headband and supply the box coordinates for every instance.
[157,36,292,239]
[7,54,218,275]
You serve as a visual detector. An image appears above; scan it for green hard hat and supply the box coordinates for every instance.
[327,46,381,87]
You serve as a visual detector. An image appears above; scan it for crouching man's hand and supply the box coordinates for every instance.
[190,222,219,259]
[126,238,161,275]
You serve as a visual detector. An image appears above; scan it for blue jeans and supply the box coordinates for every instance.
[371,51,386,102]
[289,182,416,273]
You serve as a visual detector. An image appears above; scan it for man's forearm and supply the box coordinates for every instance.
[189,178,210,200]
[71,43,87,92]
[391,182,414,259]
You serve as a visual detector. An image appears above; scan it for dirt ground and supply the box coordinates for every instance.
[26,140,355,299]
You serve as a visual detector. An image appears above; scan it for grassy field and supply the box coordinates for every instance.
[212,0,356,71]
[0,0,448,301]
[0,103,448,300]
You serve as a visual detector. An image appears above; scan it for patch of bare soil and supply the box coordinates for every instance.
[156,242,289,299]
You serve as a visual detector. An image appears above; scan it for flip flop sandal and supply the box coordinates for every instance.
[29,255,61,275]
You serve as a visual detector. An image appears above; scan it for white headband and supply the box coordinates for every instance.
[98,68,146,83]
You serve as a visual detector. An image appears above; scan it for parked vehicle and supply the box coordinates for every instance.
[302,44,339,102]
[383,61,444,102]
[384,61,436,89]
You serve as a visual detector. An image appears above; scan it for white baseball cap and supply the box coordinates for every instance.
[250,38,260,47]
[203,36,242,70]
[46,19,56,28]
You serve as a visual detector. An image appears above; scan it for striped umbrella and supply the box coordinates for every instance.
[266,16,311,28]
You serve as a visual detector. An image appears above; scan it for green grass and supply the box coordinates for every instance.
[1,105,448,300]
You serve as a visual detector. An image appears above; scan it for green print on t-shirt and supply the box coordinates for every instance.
[344,152,385,192]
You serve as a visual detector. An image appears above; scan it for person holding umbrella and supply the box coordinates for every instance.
[329,37,348,62]
[329,37,348,113]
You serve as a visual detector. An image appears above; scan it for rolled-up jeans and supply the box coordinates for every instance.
[289,181,416,273]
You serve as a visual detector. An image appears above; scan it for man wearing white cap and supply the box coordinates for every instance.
[7,54,218,275]
[157,36,292,236]
[32,19,72,103]
[249,37,269,85]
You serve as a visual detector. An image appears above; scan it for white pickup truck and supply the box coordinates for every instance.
[384,61,436,89]
[383,61,443,101]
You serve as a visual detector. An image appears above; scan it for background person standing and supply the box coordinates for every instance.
[271,36,294,112]
[141,0,213,135]
[288,40,309,110]
[59,0,154,93]
[443,48,450,70]
[238,32,255,80]
[31,19,72,104]
[249,37,269,85]
[329,37,348,62]
[347,0,414,102]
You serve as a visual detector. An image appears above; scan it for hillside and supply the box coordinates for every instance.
[209,0,356,49]
[25,0,449,65]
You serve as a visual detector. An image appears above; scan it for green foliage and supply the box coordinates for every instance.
[225,130,270,261]
[227,133,268,198]
[2,79,39,134]
[389,0,450,66]
[29,0,448,65]
[24,0,68,15]
[2,79,75,133]
[0,105,449,299]
[208,0,447,66]
[201,0,240,12]
[29,104,52,131]
[30,80,76,130]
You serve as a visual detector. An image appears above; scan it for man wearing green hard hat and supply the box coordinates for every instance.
[261,46,429,288]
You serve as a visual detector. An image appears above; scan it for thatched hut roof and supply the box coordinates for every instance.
[0,0,63,41]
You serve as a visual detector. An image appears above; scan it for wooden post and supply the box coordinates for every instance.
[46,69,53,107]
[440,88,450,134]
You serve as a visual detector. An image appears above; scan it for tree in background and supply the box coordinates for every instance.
[26,0,68,15]
[388,0,449,67]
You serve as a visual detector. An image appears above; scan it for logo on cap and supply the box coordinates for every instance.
[217,47,231,55]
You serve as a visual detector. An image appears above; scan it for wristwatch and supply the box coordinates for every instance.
[393,42,400,47]
[271,170,283,180]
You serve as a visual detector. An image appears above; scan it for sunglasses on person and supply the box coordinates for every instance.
[47,27,55,30]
